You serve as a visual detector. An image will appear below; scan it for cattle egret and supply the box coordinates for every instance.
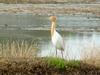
[49,16,65,58]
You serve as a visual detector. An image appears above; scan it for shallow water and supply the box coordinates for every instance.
[0,13,100,30]
[39,31,100,60]
[0,13,100,60]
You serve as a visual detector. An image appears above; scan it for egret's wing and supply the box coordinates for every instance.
[52,31,65,50]
[56,29,61,33]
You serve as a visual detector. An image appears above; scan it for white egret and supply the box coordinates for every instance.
[49,16,65,58]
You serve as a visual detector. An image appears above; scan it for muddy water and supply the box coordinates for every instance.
[0,13,100,60]
[0,13,100,30]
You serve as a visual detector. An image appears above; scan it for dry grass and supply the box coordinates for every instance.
[0,40,38,58]
[82,42,100,67]
[0,0,97,4]
[56,0,95,3]
[0,4,99,16]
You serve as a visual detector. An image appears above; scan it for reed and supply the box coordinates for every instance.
[82,42,100,66]
[0,40,38,58]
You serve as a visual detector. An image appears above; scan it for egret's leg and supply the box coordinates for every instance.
[56,48,57,57]
[61,50,64,58]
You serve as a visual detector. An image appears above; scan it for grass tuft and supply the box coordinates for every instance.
[46,57,81,69]
[46,57,66,69]
[65,60,81,68]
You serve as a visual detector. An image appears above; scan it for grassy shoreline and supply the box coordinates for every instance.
[0,57,100,75]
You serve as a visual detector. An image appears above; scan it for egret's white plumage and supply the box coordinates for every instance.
[49,16,65,58]
[52,30,64,51]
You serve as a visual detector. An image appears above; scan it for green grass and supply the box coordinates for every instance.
[65,60,81,68]
[46,57,66,69]
[46,57,81,69]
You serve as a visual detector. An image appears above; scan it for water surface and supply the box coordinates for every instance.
[0,13,100,59]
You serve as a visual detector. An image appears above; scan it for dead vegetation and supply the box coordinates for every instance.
[0,40,38,58]
[0,57,100,75]
[0,4,100,16]
[0,0,97,4]
[82,42,100,67]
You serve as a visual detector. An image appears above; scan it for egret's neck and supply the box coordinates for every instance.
[51,21,56,36]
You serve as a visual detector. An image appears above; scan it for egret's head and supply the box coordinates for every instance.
[49,16,57,22]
